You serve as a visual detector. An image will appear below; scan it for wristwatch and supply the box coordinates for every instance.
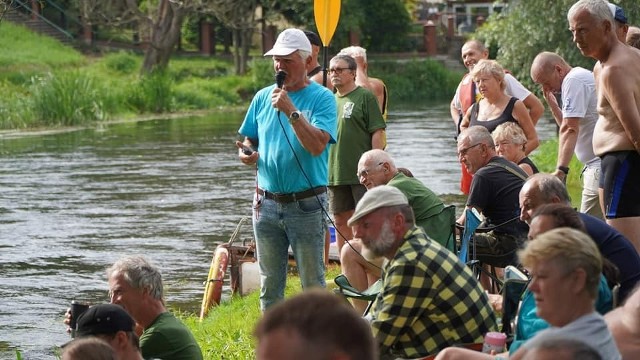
[289,110,302,124]
[557,166,570,174]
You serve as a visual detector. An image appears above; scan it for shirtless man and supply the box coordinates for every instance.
[568,0,640,253]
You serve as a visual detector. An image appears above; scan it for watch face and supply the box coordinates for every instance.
[291,111,300,119]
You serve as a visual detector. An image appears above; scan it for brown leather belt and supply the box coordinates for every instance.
[257,186,327,203]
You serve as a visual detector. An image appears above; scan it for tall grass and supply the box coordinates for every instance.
[127,70,174,113]
[30,71,106,126]
[0,23,463,130]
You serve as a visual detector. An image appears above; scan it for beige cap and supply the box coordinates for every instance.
[348,185,408,226]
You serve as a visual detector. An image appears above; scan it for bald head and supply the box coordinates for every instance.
[519,174,571,224]
[531,52,571,94]
[463,39,487,53]
[531,52,570,79]
[357,149,398,189]
[359,149,395,169]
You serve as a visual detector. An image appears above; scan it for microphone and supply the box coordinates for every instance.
[275,71,286,116]
[275,71,286,89]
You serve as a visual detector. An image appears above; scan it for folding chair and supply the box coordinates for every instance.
[457,208,522,293]
[422,204,457,252]
[501,265,529,346]
[334,274,382,316]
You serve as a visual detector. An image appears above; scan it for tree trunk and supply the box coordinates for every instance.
[232,29,241,75]
[141,0,186,74]
[240,28,252,75]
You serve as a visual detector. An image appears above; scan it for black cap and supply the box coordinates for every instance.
[304,30,322,47]
[76,304,135,337]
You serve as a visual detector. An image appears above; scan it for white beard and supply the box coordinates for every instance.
[364,220,396,258]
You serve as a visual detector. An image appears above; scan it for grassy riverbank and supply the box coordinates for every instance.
[0,22,462,131]
[180,264,342,359]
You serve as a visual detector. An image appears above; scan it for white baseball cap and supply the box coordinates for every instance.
[264,28,312,56]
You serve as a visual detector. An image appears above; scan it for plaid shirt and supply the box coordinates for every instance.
[371,226,498,358]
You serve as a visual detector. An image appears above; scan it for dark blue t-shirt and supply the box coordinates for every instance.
[580,212,640,301]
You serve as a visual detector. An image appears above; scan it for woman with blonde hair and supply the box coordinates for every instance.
[492,122,539,176]
[460,59,539,155]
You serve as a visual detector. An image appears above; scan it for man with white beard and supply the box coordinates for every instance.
[348,185,497,359]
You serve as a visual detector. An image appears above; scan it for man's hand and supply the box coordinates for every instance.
[236,141,258,165]
[552,169,567,183]
[63,307,72,333]
[542,90,559,108]
[271,88,295,116]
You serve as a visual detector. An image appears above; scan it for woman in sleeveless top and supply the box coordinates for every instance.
[493,122,540,176]
[460,59,539,155]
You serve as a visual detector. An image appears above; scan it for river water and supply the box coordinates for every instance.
[0,103,556,359]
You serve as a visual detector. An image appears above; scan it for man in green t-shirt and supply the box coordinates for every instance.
[328,54,386,254]
[341,149,448,314]
[107,256,203,360]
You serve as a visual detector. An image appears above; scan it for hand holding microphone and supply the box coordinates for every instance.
[275,70,286,89]
[272,71,287,115]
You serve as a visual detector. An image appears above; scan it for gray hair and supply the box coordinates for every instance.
[458,125,495,148]
[338,46,367,62]
[568,0,613,25]
[527,173,571,204]
[471,59,506,91]
[493,122,527,146]
[297,49,311,61]
[330,54,358,71]
[360,149,396,168]
[107,256,163,300]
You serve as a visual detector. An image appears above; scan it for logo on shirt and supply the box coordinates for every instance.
[343,102,355,119]
[564,96,574,112]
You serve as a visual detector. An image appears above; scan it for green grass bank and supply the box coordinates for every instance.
[0,22,462,131]
[181,265,342,359]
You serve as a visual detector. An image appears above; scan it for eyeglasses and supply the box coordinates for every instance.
[329,67,353,75]
[457,143,482,157]
[357,162,384,178]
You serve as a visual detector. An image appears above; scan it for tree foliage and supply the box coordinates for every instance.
[476,0,638,91]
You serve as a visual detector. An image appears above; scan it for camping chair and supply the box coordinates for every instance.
[457,208,502,290]
[457,208,522,293]
[501,265,530,346]
[333,274,382,316]
[422,204,457,253]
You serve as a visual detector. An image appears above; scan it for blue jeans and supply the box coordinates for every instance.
[253,192,327,310]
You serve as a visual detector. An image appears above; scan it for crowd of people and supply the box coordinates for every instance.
[61,0,640,358]
[240,0,640,358]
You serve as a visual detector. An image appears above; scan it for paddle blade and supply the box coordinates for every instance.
[314,0,341,46]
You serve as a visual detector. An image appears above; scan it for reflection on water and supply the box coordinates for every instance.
[0,103,556,358]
